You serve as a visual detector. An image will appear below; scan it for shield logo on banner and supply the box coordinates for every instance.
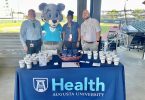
[33,78,48,92]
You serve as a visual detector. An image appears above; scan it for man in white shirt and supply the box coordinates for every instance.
[81,10,101,51]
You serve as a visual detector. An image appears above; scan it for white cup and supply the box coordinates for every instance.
[101,59,105,63]
[100,56,105,63]
[87,53,92,59]
[88,54,92,59]
[114,57,120,65]
[19,60,25,68]
[93,53,98,60]
[26,61,32,69]
[114,61,119,65]
[107,60,112,64]
[107,57,112,64]
[39,55,47,67]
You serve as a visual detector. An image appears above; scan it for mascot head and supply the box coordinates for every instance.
[39,3,65,28]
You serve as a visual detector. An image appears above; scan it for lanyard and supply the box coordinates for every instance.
[68,23,73,40]
[31,20,36,43]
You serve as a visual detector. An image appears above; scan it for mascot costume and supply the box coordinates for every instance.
[39,3,65,51]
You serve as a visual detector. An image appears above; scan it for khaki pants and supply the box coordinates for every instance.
[43,42,62,52]
[81,41,98,51]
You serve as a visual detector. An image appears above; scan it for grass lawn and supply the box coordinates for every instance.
[0,20,118,34]
[0,21,22,33]
[101,23,110,35]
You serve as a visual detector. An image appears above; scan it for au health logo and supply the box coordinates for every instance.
[33,78,48,92]
[33,77,105,93]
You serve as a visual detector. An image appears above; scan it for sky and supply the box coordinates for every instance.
[8,0,145,15]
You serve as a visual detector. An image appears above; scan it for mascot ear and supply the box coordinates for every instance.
[57,3,65,11]
[39,3,47,11]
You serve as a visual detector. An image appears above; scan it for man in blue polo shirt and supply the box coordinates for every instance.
[20,9,42,54]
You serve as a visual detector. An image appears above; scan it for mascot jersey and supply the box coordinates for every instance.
[42,23,62,42]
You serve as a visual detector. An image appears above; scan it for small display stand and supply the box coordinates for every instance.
[59,42,82,61]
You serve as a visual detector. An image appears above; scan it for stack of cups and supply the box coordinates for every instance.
[25,60,32,69]
[31,53,37,65]
[99,51,105,64]
[93,51,98,60]
[24,55,32,69]
[19,60,25,68]
[32,57,37,65]
[39,53,48,67]
[98,50,120,65]
[87,51,92,60]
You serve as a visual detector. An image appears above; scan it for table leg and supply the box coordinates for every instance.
[142,44,145,59]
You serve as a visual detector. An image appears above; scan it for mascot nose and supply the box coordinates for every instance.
[52,20,57,23]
